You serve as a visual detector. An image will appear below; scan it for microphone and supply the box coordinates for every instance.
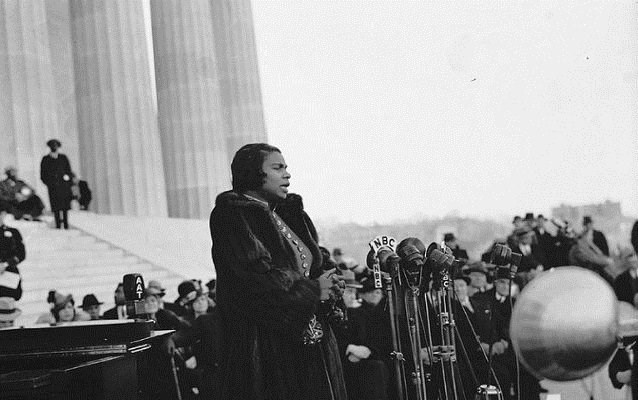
[123,273,147,319]
[490,244,522,279]
[427,248,455,270]
[396,237,427,287]
[426,247,455,291]
[368,235,399,290]
[367,235,399,274]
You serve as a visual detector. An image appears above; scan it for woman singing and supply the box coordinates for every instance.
[210,143,347,400]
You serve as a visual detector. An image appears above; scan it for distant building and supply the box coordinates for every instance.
[552,200,622,226]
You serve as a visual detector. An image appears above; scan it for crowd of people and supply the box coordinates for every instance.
[1,140,638,400]
[0,277,220,399]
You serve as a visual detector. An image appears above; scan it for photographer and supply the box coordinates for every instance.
[0,204,25,301]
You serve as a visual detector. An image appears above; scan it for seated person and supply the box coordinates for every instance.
[80,293,104,320]
[166,291,222,399]
[36,292,90,324]
[102,282,129,320]
[0,166,44,220]
[0,297,21,329]
[165,280,201,317]
[144,287,189,331]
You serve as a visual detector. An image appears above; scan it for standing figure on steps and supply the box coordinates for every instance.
[40,139,74,229]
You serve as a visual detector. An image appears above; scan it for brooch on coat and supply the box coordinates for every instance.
[302,314,323,346]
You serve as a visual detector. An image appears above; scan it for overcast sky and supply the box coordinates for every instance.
[251,1,638,225]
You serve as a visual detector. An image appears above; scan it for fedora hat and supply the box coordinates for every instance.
[80,294,103,309]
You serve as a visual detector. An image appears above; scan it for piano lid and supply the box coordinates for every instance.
[0,319,154,356]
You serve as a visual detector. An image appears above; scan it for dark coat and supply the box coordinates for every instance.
[172,310,223,398]
[78,180,92,209]
[592,230,609,257]
[613,269,638,305]
[210,191,347,400]
[102,306,123,320]
[342,298,394,400]
[40,153,73,211]
[0,225,25,301]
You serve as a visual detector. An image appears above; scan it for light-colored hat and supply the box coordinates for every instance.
[0,297,21,321]
[146,280,167,297]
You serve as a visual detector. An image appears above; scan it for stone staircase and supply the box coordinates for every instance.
[7,218,187,326]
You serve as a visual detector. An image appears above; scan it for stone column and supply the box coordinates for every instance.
[151,0,232,219]
[0,0,69,207]
[210,0,268,160]
[70,0,168,216]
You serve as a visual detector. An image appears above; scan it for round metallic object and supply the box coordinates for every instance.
[510,266,619,381]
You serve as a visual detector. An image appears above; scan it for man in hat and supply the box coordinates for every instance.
[464,261,492,297]
[582,215,609,257]
[452,272,494,399]
[80,293,104,320]
[444,233,469,265]
[609,247,638,397]
[0,204,25,301]
[146,279,175,311]
[473,267,542,399]
[167,280,199,317]
[0,296,21,328]
[534,215,559,268]
[340,274,394,400]
[510,226,545,287]
[471,267,516,397]
[102,283,128,320]
[40,138,74,229]
[333,247,345,266]
[507,216,524,249]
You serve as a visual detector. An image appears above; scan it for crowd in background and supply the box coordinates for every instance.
[1,145,638,399]
[17,277,220,400]
[323,213,638,400]
[1,200,637,399]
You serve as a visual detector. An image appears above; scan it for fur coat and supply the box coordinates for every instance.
[209,191,347,400]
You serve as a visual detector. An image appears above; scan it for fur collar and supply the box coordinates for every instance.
[215,190,305,212]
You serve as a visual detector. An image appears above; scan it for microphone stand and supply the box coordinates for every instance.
[434,266,463,400]
[404,279,429,400]
[379,256,407,400]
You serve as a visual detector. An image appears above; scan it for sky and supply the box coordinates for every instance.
[251,1,638,225]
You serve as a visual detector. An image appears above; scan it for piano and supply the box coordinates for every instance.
[0,320,175,400]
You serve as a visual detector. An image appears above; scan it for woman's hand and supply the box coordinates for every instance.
[617,369,632,385]
[345,344,371,362]
[317,268,346,301]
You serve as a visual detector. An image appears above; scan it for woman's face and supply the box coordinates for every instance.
[58,302,75,322]
[145,295,160,314]
[257,152,290,202]
[192,294,209,314]
[454,279,468,300]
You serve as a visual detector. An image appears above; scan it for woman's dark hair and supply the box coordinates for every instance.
[231,143,281,193]
[52,297,75,322]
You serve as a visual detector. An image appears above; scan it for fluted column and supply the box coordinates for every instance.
[151,0,231,219]
[70,0,168,216]
[0,0,74,209]
[210,0,268,160]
